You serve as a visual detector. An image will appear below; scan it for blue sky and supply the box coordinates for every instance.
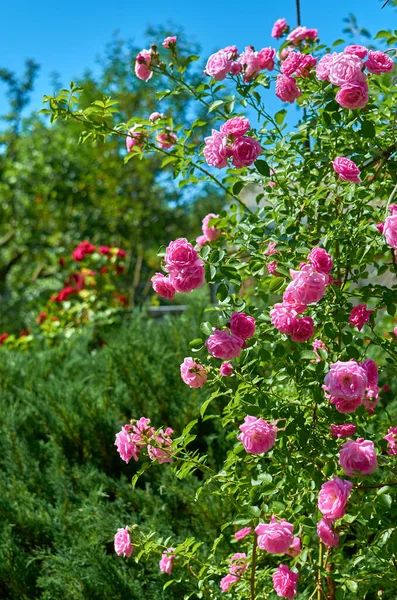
[0,0,394,118]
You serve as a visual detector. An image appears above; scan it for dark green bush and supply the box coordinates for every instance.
[0,305,229,599]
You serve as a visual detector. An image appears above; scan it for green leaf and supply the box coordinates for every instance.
[275,109,287,125]
[200,322,213,336]
[254,159,270,177]
[345,581,358,594]
[208,100,224,114]
[189,338,204,349]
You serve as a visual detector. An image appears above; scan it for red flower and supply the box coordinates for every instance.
[19,328,30,338]
[65,272,85,291]
[37,312,48,324]
[98,245,111,255]
[0,333,9,344]
[53,286,76,302]
[72,240,96,261]
[99,266,107,274]
[116,294,128,306]
[117,249,127,258]
[59,257,66,267]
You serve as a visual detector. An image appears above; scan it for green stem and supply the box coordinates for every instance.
[317,541,323,600]
[250,533,258,600]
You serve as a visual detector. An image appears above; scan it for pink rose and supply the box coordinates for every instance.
[295,54,317,77]
[332,156,361,183]
[308,247,333,274]
[339,438,378,476]
[230,60,242,75]
[238,416,277,454]
[313,338,327,362]
[206,329,245,359]
[272,564,298,599]
[287,25,318,43]
[255,516,294,554]
[318,477,353,519]
[229,553,248,576]
[180,357,207,388]
[114,426,140,463]
[328,53,364,86]
[147,427,173,464]
[196,235,208,248]
[316,53,335,81]
[149,112,164,122]
[281,52,304,76]
[234,527,252,541]
[270,303,299,334]
[336,81,369,109]
[220,45,238,58]
[220,574,239,592]
[365,50,394,75]
[384,427,397,455]
[151,273,176,299]
[157,130,177,149]
[114,527,134,557]
[317,518,339,548]
[165,238,199,271]
[383,214,397,248]
[169,262,205,293]
[265,241,278,255]
[267,261,278,275]
[231,136,262,167]
[159,548,176,574]
[349,304,373,331]
[324,360,368,401]
[239,46,262,81]
[275,74,302,103]
[344,45,368,59]
[126,125,145,152]
[331,396,363,414]
[376,222,385,233]
[220,361,233,376]
[285,264,327,305]
[272,18,288,39]
[162,36,177,49]
[135,49,153,82]
[258,47,276,71]
[220,116,250,138]
[330,424,357,438]
[202,213,220,241]
[205,51,232,80]
[203,130,230,169]
[289,315,314,342]
[230,312,256,340]
[286,537,301,557]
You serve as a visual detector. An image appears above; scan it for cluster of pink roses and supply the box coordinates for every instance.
[196,212,220,248]
[228,521,299,598]
[126,123,177,153]
[206,312,256,360]
[317,477,352,548]
[134,36,178,82]
[219,553,248,592]
[323,359,380,414]
[203,116,262,170]
[204,44,276,83]
[114,528,176,575]
[151,238,205,299]
[276,51,317,103]
[316,46,394,109]
[114,417,173,465]
[270,247,333,343]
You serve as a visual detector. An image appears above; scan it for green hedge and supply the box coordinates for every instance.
[0,306,229,599]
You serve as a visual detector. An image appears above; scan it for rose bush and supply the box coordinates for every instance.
[43,16,397,600]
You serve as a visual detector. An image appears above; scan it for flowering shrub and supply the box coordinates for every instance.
[43,17,397,600]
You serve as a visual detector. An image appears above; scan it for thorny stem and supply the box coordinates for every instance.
[317,541,323,600]
[250,533,258,600]
[53,101,253,214]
